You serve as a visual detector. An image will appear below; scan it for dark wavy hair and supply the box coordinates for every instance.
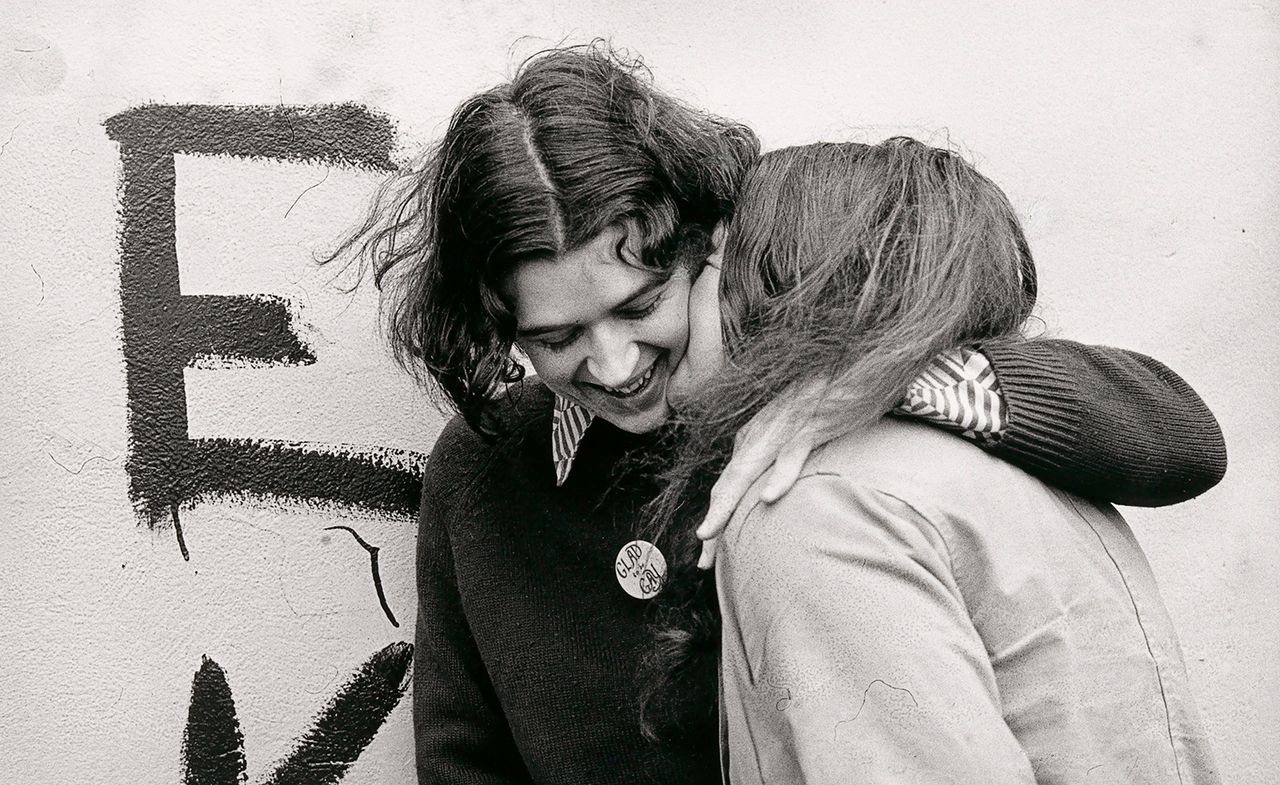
[328,43,759,434]
[638,138,1038,740]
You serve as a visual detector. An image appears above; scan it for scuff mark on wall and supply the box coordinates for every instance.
[324,525,399,627]
[103,104,422,529]
[30,263,44,304]
[0,29,66,95]
[284,167,332,219]
[40,427,119,476]
[0,122,22,157]
[46,453,113,475]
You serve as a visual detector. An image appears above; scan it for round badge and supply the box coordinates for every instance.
[614,539,667,600]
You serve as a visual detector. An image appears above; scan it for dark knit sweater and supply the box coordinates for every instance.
[413,340,1226,785]
[983,340,1226,505]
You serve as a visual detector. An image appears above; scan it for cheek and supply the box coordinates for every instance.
[668,271,725,407]
[686,275,725,372]
[518,344,581,392]
[662,290,694,352]
[638,279,693,358]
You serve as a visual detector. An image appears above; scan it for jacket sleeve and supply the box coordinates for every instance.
[717,473,1036,785]
[414,424,532,785]
[979,338,1227,507]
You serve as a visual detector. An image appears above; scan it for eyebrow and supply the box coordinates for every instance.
[515,277,667,339]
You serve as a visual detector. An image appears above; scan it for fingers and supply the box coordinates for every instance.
[697,536,720,570]
[696,388,817,561]
[697,486,737,542]
[696,452,768,541]
[761,440,813,503]
[697,443,805,572]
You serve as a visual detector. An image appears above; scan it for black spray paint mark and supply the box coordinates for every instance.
[182,643,412,785]
[103,104,422,529]
[259,642,413,785]
[183,656,247,785]
[172,502,191,562]
[324,526,398,628]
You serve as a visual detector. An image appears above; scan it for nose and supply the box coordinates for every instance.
[585,327,641,387]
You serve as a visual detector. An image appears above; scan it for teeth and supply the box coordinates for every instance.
[606,364,655,396]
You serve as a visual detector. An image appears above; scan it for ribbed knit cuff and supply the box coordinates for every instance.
[979,340,1088,482]
[978,338,1227,506]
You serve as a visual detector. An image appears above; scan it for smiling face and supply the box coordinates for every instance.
[505,222,694,434]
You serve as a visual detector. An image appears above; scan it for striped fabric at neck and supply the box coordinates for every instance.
[552,395,595,486]
[551,347,1004,486]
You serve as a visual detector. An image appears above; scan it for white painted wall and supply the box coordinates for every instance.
[2,1,1276,782]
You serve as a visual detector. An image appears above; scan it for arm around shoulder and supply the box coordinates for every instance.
[980,338,1227,506]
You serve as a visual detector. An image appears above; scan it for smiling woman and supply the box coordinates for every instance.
[326,45,760,783]
[505,221,698,434]
[329,46,755,438]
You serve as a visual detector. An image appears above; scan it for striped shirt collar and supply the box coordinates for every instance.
[552,395,595,486]
[550,347,1003,486]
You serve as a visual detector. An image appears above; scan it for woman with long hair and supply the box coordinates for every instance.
[647,138,1219,783]
[333,44,1225,784]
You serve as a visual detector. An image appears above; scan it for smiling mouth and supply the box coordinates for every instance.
[594,359,659,399]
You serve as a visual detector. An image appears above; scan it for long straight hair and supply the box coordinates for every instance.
[639,137,1038,739]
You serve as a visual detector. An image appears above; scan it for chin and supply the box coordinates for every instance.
[607,402,672,434]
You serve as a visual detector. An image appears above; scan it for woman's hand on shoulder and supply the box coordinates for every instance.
[696,378,844,569]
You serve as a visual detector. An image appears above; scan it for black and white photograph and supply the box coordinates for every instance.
[1,2,1275,783]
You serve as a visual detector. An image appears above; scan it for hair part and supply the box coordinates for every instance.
[327,42,759,434]
[637,137,1038,740]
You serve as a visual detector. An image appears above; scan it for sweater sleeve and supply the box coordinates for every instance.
[979,338,1227,507]
[414,422,532,785]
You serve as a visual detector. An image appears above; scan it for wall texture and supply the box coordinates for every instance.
[2,2,1276,783]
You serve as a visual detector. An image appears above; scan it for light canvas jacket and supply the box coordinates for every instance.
[716,417,1219,785]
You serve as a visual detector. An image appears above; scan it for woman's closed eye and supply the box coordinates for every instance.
[618,291,665,321]
[535,328,582,352]
[530,281,667,352]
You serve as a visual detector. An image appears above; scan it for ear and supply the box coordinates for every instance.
[511,345,536,377]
